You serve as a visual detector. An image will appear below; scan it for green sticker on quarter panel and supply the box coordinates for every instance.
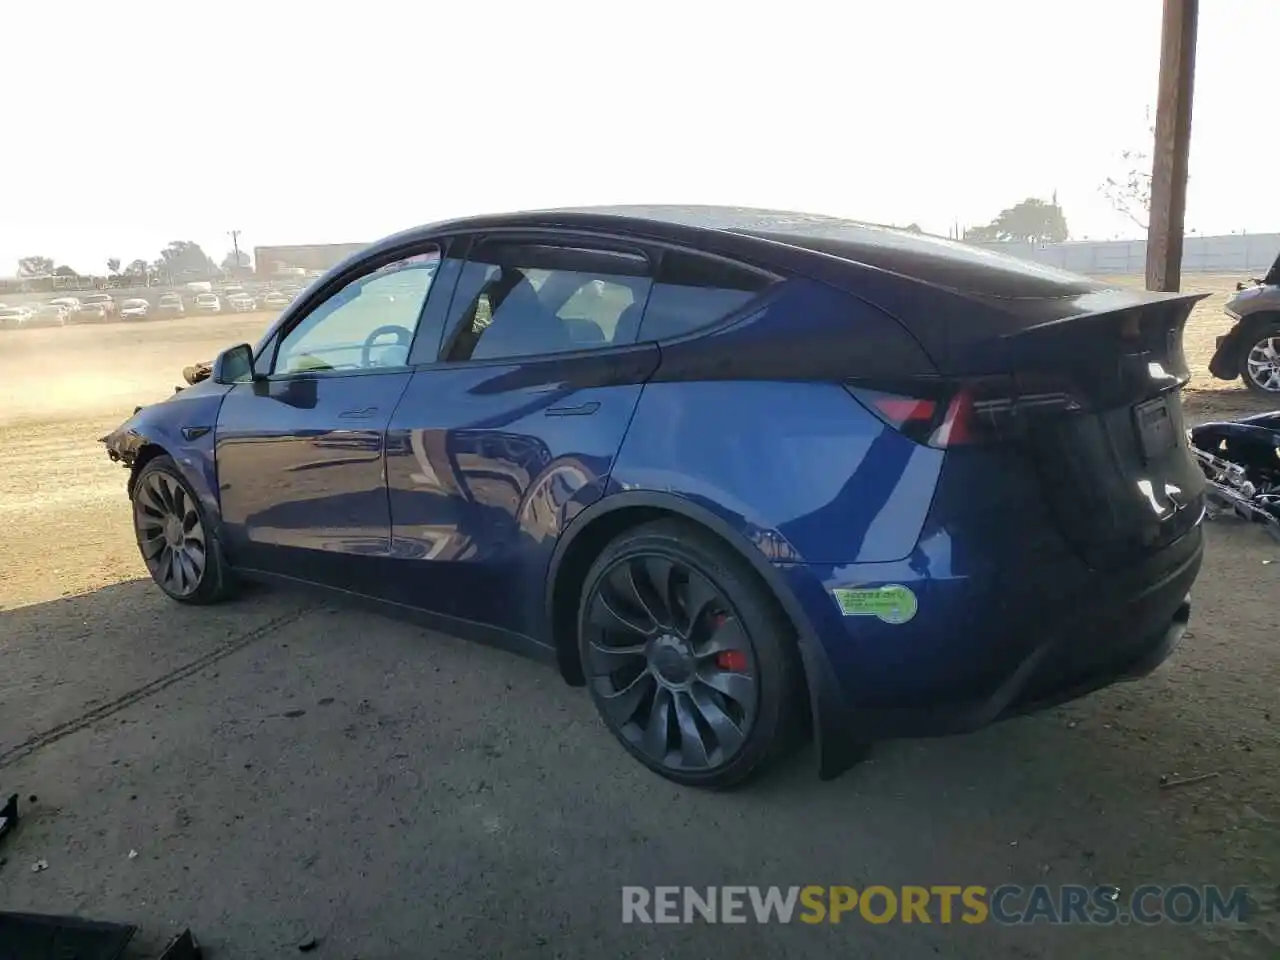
[832,584,918,624]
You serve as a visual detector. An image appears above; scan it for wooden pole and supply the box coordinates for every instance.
[1145,0,1199,292]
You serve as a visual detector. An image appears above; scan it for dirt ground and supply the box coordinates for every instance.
[0,283,1276,959]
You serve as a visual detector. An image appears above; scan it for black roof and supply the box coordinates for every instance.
[366,204,1107,301]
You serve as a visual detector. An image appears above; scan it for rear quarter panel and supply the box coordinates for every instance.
[611,277,944,566]
[612,380,942,565]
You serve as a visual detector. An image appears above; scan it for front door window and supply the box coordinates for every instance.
[274,249,440,375]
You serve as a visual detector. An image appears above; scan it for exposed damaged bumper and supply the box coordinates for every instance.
[100,359,214,466]
[101,423,144,466]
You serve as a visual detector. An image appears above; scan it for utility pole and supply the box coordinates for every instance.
[228,229,242,273]
[1145,0,1199,292]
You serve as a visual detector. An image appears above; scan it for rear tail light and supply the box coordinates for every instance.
[846,375,1084,449]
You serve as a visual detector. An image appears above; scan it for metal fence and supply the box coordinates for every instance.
[970,233,1280,276]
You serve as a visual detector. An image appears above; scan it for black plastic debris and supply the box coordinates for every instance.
[0,795,17,844]
[158,928,202,960]
[0,911,136,960]
[298,934,319,952]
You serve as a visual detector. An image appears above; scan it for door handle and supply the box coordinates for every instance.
[339,406,379,420]
[545,401,600,417]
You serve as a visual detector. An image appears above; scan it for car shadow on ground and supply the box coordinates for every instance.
[1182,388,1277,422]
[0,578,305,765]
[0,575,1274,958]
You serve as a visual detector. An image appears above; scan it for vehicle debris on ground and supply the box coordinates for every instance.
[1189,410,1280,541]
[0,794,17,844]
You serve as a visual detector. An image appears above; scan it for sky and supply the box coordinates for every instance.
[5,0,1279,276]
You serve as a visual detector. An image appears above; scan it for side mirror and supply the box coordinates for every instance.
[212,343,258,384]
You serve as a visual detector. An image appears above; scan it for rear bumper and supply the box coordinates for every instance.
[788,524,1204,746]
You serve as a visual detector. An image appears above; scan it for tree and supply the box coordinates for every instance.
[17,255,55,278]
[124,258,150,279]
[963,197,1069,244]
[221,249,252,271]
[1101,110,1155,231]
[107,257,121,275]
[53,265,80,277]
[158,240,217,278]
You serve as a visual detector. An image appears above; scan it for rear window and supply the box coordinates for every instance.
[638,250,774,341]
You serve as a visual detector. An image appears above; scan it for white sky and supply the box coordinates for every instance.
[5,0,1279,275]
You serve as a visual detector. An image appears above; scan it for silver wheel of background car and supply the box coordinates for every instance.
[1244,335,1280,393]
[134,471,207,598]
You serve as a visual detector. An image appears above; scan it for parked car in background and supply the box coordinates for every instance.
[31,304,69,326]
[194,293,222,313]
[73,302,109,322]
[1207,248,1280,395]
[260,291,291,309]
[157,293,185,315]
[48,297,82,317]
[82,293,117,316]
[226,293,257,313]
[119,298,150,320]
[0,306,30,329]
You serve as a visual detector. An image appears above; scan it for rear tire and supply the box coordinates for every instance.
[1238,320,1280,395]
[578,519,805,788]
[132,455,233,604]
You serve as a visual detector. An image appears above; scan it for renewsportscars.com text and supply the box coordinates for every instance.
[621,884,1252,926]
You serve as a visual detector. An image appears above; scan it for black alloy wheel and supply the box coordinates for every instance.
[132,455,231,604]
[579,520,804,787]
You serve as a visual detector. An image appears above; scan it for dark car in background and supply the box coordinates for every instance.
[1208,248,1280,395]
[82,293,116,317]
[71,302,109,322]
[102,206,1207,788]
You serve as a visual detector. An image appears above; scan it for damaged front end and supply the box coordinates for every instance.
[1188,411,1280,541]
[100,419,147,468]
[99,357,217,472]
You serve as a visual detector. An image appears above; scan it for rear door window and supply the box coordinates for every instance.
[440,241,652,363]
[638,250,776,341]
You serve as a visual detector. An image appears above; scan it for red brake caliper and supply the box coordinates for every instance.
[710,614,748,672]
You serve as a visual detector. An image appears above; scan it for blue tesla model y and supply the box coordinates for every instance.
[103,206,1207,787]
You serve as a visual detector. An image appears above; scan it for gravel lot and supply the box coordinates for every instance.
[0,285,1276,959]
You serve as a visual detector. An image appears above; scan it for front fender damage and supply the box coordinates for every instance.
[100,422,148,469]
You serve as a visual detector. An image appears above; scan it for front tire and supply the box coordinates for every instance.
[578,519,805,788]
[1239,321,1280,395]
[132,455,232,604]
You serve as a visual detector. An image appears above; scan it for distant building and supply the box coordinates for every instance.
[253,242,369,276]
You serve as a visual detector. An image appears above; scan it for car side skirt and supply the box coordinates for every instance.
[231,567,558,666]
